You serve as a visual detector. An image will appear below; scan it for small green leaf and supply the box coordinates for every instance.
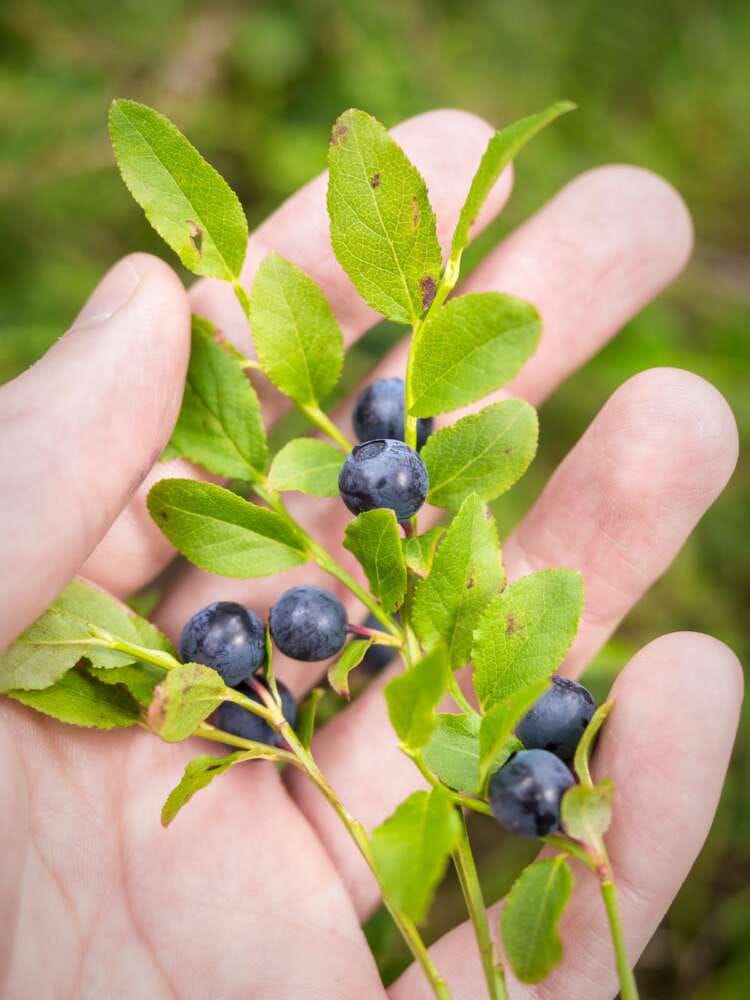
[327,109,443,324]
[88,662,165,706]
[371,787,461,923]
[384,646,450,750]
[148,663,227,742]
[473,569,585,709]
[422,400,538,509]
[574,700,614,786]
[402,525,445,577]
[328,639,374,699]
[451,102,575,263]
[249,253,344,405]
[422,712,481,793]
[109,99,248,280]
[296,688,326,749]
[268,438,343,497]
[562,781,613,844]
[344,510,407,613]
[6,668,141,729]
[413,495,503,669]
[166,316,267,480]
[0,578,173,693]
[410,293,540,417]
[147,479,308,578]
[162,749,279,826]
[501,855,574,984]
[477,680,550,790]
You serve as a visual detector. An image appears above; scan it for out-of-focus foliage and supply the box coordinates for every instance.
[0,1,747,995]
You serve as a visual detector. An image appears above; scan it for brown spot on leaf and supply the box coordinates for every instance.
[332,121,348,144]
[187,220,204,256]
[466,571,476,590]
[412,196,420,229]
[420,275,437,310]
[504,447,514,456]
[370,172,380,188]
[505,613,518,636]
[159,511,169,521]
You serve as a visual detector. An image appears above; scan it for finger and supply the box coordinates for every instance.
[286,367,738,916]
[0,253,190,648]
[87,108,511,596]
[156,162,694,669]
[388,632,743,999]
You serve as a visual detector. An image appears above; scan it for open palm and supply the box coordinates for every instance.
[0,109,741,999]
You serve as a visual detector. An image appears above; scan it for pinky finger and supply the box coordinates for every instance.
[388,632,743,999]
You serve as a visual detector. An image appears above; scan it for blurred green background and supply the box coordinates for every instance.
[1,0,747,995]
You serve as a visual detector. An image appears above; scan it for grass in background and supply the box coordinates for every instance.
[1,1,748,994]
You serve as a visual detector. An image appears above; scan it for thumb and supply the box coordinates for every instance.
[0,253,190,647]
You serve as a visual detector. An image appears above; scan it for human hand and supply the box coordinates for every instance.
[0,109,741,998]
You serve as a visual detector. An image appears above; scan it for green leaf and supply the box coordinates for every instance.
[344,510,407,613]
[88,662,165,706]
[422,712,481,793]
[562,781,614,844]
[422,400,538,510]
[371,787,461,923]
[328,639,374,699]
[108,99,247,280]
[162,749,280,827]
[574,700,614,786]
[249,252,344,405]
[6,668,141,729]
[473,569,585,709]
[148,663,227,742]
[166,316,267,480]
[147,479,308,578]
[477,680,550,790]
[327,108,443,324]
[501,855,574,984]
[451,101,575,263]
[0,577,173,693]
[384,646,450,750]
[413,495,503,669]
[409,293,540,417]
[402,525,445,578]
[296,687,326,749]
[268,438,343,497]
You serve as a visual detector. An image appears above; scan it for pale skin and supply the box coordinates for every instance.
[0,109,742,999]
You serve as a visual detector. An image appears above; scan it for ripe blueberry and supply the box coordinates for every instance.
[488,749,575,838]
[353,378,434,450]
[517,676,596,761]
[214,678,297,748]
[269,585,348,661]
[338,439,429,522]
[179,601,265,687]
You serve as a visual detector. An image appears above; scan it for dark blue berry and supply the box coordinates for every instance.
[361,613,398,673]
[353,378,433,450]
[338,439,429,521]
[489,749,575,838]
[517,676,596,761]
[179,601,265,687]
[269,586,347,661]
[214,678,297,748]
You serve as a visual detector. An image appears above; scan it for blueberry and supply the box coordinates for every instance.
[338,439,429,521]
[179,601,265,687]
[269,586,348,661]
[361,613,398,673]
[214,678,297,748]
[353,378,433,450]
[517,676,596,761]
[489,749,575,838]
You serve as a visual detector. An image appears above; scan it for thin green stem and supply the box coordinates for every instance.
[448,673,478,717]
[599,861,639,1000]
[196,722,300,766]
[299,401,352,452]
[85,630,181,673]
[454,794,494,818]
[223,685,277,724]
[452,813,508,1000]
[281,722,452,999]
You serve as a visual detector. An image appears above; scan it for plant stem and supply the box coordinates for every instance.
[346,623,402,647]
[448,673,478,717]
[452,813,508,1000]
[280,721,452,999]
[299,401,352,452]
[599,863,639,1000]
[85,630,182,673]
[196,722,300,766]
